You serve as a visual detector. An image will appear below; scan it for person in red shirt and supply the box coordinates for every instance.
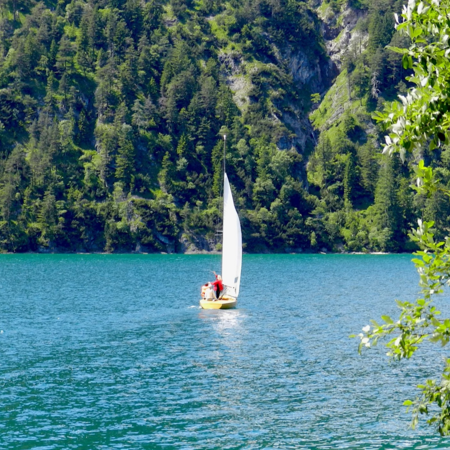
[211,272,223,299]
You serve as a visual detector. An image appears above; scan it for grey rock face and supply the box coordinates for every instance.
[178,233,219,254]
[319,5,369,67]
[286,49,337,94]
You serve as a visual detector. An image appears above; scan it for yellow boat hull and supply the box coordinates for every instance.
[199,298,237,309]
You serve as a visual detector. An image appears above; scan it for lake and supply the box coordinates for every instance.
[1,254,450,449]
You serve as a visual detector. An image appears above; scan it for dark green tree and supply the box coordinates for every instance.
[115,125,136,191]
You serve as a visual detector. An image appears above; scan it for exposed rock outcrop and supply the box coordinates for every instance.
[178,233,219,254]
[219,43,337,154]
[286,48,337,94]
[318,4,369,68]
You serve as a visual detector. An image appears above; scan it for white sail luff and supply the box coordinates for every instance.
[221,173,242,298]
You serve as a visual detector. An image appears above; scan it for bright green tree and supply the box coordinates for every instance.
[359,0,450,435]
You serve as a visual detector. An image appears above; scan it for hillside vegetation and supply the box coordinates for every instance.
[0,0,445,253]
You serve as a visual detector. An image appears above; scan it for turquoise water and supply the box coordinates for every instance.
[1,254,450,449]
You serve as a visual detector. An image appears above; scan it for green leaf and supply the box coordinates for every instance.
[387,46,409,54]
[412,258,425,266]
[402,54,410,70]
[413,27,423,38]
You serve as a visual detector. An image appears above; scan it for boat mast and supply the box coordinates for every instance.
[222,134,226,257]
[223,134,226,176]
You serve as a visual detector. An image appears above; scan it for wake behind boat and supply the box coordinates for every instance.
[200,136,242,310]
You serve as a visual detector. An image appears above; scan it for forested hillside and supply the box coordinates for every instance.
[0,0,445,253]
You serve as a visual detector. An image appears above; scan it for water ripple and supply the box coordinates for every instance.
[1,254,450,448]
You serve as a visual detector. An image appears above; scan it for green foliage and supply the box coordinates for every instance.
[0,0,443,256]
[357,0,450,435]
[0,0,334,253]
[306,0,432,254]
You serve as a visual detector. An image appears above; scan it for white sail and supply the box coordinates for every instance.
[221,173,242,298]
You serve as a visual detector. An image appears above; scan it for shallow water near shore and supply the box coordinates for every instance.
[1,253,450,449]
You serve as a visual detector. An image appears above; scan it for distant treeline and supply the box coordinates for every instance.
[0,0,447,253]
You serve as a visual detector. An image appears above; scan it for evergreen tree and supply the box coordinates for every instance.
[115,124,136,192]
[357,142,378,196]
[76,12,94,72]
[0,0,436,255]
[119,44,138,103]
[372,156,399,251]
[343,152,357,207]
[55,35,75,74]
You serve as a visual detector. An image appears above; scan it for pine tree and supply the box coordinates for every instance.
[143,0,164,31]
[176,134,188,157]
[76,12,93,73]
[211,139,224,198]
[55,35,75,74]
[115,124,136,191]
[357,142,378,196]
[343,152,357,207]
[158,151,175,193]
[119,44,138,103]
[95,125,117,190]
[76,109,91,146]
[160,41,191,89]
[372,156,399,251]
[123,0,143,40]
[38,189,57,227]
[132,96,156,131]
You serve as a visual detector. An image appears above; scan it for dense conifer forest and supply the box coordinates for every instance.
[0,0,446,253]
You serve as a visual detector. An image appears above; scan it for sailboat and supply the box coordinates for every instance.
[200,136,242,310]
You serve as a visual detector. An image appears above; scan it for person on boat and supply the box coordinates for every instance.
[211,272,223,299]
[204,283,215,300]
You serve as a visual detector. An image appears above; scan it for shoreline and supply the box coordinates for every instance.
[0,250,405,255]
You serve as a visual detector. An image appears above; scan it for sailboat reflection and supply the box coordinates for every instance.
[198,308,247,342]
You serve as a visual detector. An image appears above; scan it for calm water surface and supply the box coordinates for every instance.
[1,254,450,449]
